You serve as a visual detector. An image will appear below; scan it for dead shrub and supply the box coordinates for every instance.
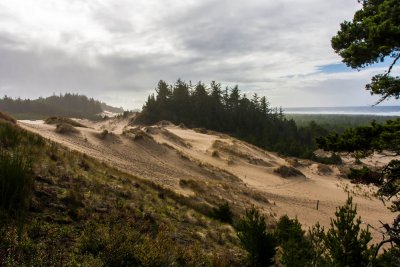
[212,150,220,158]
[45,117,86,127]
[317,163,332,174]
[55,123,79,134]
[274,165,305,178]
[193,127,208,134]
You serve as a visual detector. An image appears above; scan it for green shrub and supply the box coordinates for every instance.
[236,206,276,266]
[212,202,233,224]
[347,166,382,185]
[0,149,33,213]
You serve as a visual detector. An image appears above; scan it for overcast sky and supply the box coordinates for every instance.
[0,0,397,109]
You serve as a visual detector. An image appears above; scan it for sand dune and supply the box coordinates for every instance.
[19,118,397,242]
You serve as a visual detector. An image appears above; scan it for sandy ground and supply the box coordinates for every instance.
[19,118,397,242]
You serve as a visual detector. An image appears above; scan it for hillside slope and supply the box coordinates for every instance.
[1,116,244,266]
[19,117,395,242]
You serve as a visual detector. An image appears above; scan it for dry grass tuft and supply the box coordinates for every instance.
[213,140,271,167]
[161,129,192,148]
[193,127,208,134]
[0,112,16,124]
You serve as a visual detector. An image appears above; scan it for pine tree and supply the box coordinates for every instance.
[325,196,373,266]
[236,206,276,266]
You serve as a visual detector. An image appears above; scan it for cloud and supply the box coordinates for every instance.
[1,0,395,109]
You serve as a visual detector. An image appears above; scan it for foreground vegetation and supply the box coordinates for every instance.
[0,114,244,266]
[1,112,399,266]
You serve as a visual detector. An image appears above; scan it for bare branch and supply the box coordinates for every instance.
[384,52,400,77]
[369,238,397,267]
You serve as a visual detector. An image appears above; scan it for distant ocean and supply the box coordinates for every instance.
[284,106,400,116]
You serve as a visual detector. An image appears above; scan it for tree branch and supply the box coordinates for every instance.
[369,237,397,266]
[384,52,400,77]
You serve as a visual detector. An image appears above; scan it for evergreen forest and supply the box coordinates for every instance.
[0,93,122,120]
[137,80,329,158]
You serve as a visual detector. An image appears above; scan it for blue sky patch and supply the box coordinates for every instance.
[318,59,392,74]
[317,63,353,73]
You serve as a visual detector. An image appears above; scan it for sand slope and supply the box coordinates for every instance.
[19,118,396,242]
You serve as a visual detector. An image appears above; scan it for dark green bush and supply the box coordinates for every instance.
[347,166,382,185]
[212,202,233,224]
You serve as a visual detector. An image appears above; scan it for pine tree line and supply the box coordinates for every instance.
[0,93,103,119]
[137,79,329,158]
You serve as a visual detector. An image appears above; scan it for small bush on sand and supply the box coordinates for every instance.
[347,166,382,185]
[123,127,153,141]
[45,117,86,128]
[274,165,305,178]
[227,156,234,165]
[211,150,220,158]
[55,123,79,134]
[99,129,108,139]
